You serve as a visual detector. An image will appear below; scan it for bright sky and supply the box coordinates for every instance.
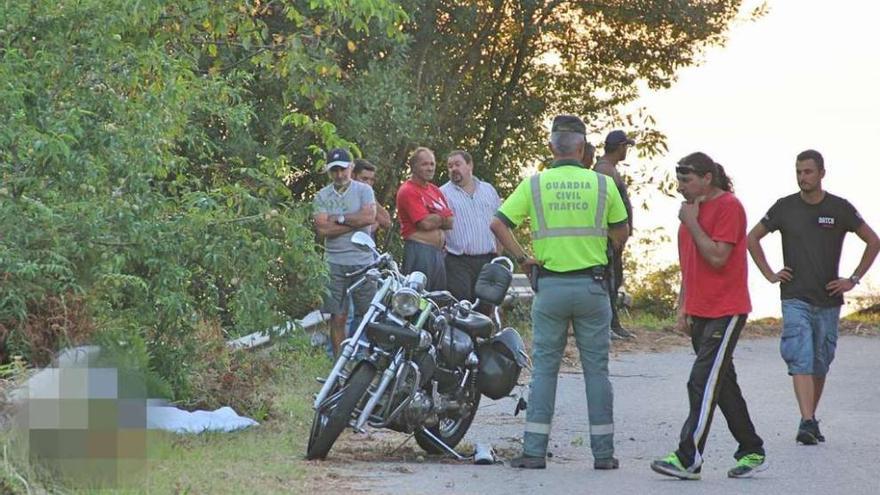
[628,0,880,317]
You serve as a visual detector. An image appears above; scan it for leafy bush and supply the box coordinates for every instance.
[628,264,680,319]
[0,0,404,402]
[623,227,680,319]
[0,0,757,406]
[180,321,278,420]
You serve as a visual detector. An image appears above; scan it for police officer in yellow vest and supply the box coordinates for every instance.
[490,115,629,470]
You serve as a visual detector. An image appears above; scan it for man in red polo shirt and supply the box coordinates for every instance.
[396,147,453,290]
[650,152,766,481]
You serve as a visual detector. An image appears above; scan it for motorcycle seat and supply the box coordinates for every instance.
[453,311,494,339]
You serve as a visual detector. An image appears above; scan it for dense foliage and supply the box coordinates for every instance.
[0,0,404,399]
[325,0,763,205]
[623,228,680,318]
[0,0,754,401]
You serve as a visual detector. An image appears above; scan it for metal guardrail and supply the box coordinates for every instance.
[507,273,534,300]
[226,310,329,350]
[225,275,537,351]
[225,274,632,351]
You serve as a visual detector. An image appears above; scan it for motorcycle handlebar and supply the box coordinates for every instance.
[423,291,481,318]
[347,276,367,294]
[425,290,456,303]
[345,265,369,278]
[345,253,391,278]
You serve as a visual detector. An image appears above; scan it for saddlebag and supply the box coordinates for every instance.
[476,327,528,399]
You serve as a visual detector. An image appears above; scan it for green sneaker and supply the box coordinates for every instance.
[727,453,768,478]
[650,453,701,480]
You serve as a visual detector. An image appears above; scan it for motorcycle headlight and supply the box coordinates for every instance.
[392,287,420,317]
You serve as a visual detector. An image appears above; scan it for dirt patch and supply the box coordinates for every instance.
[302,428,488,491]
[314,429,473,465]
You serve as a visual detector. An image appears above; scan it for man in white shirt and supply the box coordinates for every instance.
[440,150,502,305]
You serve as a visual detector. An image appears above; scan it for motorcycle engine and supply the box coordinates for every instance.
[398,390,438,429]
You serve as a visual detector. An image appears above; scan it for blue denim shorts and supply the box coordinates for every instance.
[780,299,841,376]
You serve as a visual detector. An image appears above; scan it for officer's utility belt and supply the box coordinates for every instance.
[537,265,606,281]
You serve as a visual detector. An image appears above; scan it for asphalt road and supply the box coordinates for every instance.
[320,336,880,495]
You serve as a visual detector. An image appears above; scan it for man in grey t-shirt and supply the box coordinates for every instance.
[313,148,378,356]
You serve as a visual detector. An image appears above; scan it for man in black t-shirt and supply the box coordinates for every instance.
[747,149,880,446]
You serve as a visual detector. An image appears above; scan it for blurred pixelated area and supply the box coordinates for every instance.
[5,346,150,490]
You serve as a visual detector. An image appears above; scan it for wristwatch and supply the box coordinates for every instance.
[849,274,861,285]
[335,214,346,225]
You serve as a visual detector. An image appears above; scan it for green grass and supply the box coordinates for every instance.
[140,343,329,494]
[620,311,674,332]
[503,302,532,342]
[0,337,332,494]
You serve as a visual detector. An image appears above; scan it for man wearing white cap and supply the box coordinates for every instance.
[313,148,378,356]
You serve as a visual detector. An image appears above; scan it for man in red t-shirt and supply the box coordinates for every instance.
[396,147,453,290]
[650,152,766,481]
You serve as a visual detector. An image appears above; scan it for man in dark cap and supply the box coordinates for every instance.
[595,130,636,340]
[312,148,378,356]
[491,115,629,471]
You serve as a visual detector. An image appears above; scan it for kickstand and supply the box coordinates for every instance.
[418,427,468,461]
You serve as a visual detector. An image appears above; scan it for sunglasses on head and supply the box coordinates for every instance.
[675,165,697,175]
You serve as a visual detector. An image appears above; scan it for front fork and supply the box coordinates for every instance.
[313,276,393,410]
[354,349,404,430]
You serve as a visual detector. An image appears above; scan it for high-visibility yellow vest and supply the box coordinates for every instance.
[496,160,628,272]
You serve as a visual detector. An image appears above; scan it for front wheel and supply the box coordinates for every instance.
[414,393,481,454]
[306,362,377,460]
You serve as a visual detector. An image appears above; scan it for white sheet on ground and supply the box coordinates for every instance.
[147,405,259,434]
[8,345,260,435]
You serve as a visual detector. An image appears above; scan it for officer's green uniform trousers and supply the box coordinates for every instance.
[523,275,615,460]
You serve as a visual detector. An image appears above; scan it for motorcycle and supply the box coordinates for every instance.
[306,231,529,460]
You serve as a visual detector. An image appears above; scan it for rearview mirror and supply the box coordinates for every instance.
[351,231,376,251]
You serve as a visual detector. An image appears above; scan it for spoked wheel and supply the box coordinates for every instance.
[306,362,377,460]
[415,393,481,454]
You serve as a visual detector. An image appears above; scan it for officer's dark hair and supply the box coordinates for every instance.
[796,149,824,171]
[407,146,434,169]
[353,158,376,176]
[447,150,473,165]
[677,152,734,192]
